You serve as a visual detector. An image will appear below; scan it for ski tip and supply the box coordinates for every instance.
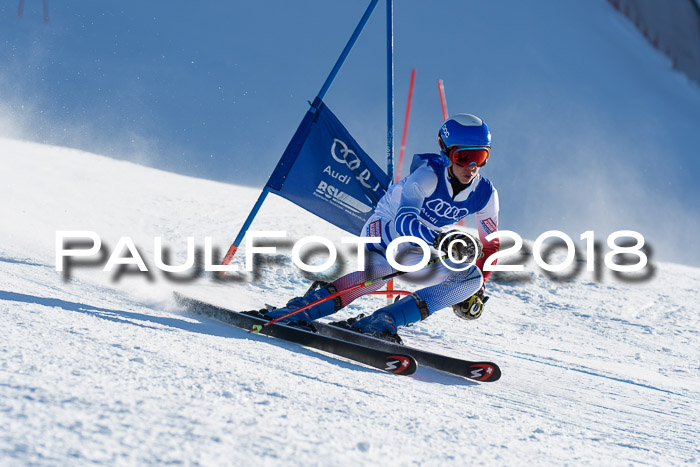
[467,362,501,382]
[385,354,417,375]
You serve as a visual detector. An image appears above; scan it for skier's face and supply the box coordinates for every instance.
[451,163,480,184]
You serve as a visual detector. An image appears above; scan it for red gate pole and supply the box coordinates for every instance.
[395,68,416,183]
[438,79,448,121]
[386,68,416,303]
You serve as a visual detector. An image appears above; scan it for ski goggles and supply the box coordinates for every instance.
[449,146,490,167]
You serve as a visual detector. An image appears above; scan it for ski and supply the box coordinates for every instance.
[173,293,417,376]
[314,321,501,382]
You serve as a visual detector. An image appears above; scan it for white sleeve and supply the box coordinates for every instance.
[474,187,499,281]
[394,165,439,244]
[475,187,499,239]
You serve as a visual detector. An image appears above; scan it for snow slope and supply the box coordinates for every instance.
[1,139,699,465]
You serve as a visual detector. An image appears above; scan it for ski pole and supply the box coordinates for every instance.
[262,255,445,328]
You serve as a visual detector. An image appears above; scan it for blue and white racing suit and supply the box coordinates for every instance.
[332,153,500,315]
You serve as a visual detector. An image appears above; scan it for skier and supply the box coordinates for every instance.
[264,113,500,340]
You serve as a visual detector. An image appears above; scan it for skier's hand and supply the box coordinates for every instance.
[433,230,483,264]
[452,286,489,320]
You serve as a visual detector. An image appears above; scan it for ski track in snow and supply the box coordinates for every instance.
[1,138,699,465]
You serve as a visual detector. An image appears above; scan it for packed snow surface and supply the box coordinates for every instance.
[1,139,698,465]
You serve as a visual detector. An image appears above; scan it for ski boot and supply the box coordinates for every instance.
[263,281,342,326]
[338,294,429,343]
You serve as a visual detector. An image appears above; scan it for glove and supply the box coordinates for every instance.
[452,286,489,320]
[432,230,483,264]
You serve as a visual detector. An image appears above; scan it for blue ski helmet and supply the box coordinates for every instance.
[438,114,491,154]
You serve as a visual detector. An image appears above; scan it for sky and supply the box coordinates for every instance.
[2,0,700,266]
